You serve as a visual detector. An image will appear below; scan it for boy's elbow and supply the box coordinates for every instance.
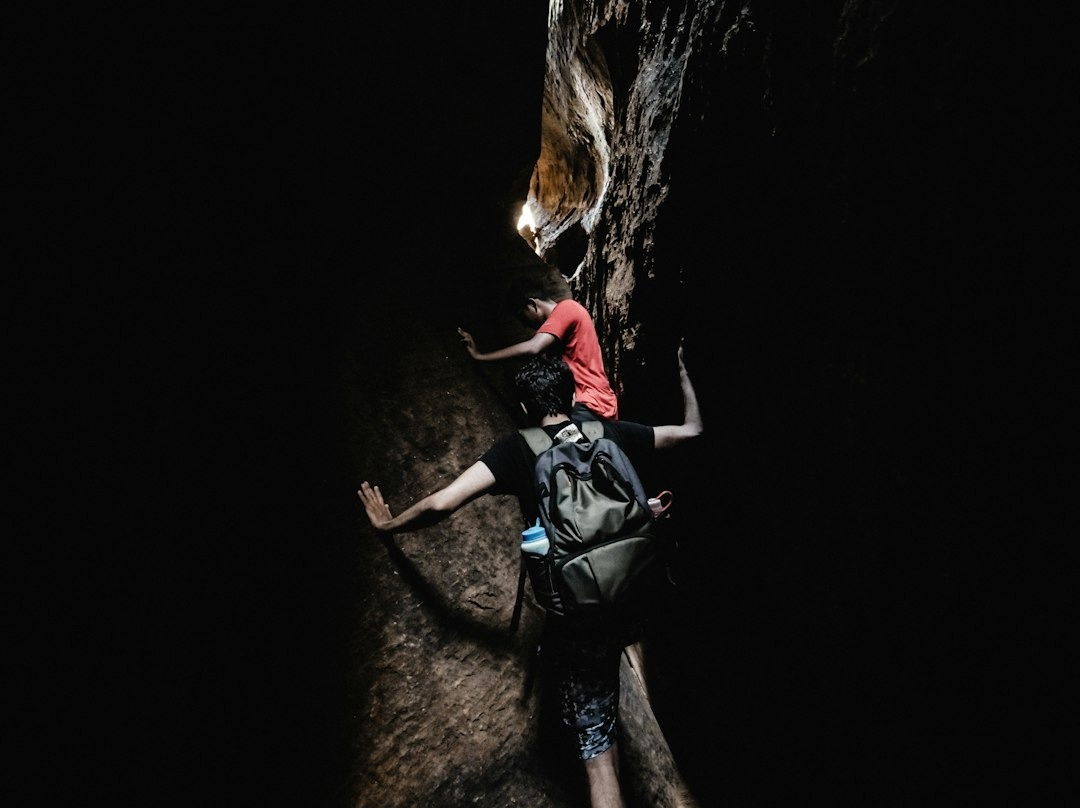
[655,423,703,450]
[426,490,459,516]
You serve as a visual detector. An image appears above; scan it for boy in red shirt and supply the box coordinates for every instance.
[458,281,619,420]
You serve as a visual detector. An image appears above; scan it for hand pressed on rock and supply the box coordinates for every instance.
[357,481,394,534]
[456,327,478,358]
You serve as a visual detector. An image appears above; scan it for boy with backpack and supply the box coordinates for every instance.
[357,347,702,808]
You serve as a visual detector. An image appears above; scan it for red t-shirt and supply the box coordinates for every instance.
[538,299,619,420]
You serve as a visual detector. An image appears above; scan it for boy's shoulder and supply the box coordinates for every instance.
[551,298,587,316]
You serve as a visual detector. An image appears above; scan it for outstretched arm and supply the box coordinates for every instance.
[457,326,556,362]
[653,342,704,450]
[358,460,496,536]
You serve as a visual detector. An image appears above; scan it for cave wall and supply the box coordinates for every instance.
[342,5,702,807]
[30,2,1051,806]
[531,1,1005,410]
[350,2,993,802]
[508,1,1034,804]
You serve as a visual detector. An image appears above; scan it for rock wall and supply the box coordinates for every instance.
[343,0,1018,804]
[343,3,703,805]
[47,2,1043,806]
[427,1,1022,805]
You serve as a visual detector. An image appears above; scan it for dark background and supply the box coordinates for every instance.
[16,7,549,807]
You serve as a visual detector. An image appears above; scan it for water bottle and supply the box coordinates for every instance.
[520,519,559,611]
[648,490,673,517]
[520,518,549,556]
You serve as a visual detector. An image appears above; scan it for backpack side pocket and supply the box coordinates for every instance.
[523,550,563,614]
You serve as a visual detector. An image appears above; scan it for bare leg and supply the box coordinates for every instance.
[583,744,626,808]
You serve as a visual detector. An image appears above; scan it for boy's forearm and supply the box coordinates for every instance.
[382,495,451,534]
[473,341,531,362]
[679,362,703,435]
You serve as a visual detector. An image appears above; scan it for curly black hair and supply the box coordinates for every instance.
[514,354,576,422]
[502,273,570,317]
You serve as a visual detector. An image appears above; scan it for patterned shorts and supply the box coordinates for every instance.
[544,624,626,760]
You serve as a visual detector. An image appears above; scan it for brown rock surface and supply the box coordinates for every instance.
[342,273,698,806]
[38,2,1049,806]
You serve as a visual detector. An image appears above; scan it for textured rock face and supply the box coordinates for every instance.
[344,2,1005,805]
[531,0,714,386]
[45,2,1037,806]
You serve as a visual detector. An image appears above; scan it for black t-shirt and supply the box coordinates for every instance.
[478,416,655,527]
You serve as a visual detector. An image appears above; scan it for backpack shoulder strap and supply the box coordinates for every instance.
[581,420,604,442]
[518,427,552,457]
[520,421,603,455]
